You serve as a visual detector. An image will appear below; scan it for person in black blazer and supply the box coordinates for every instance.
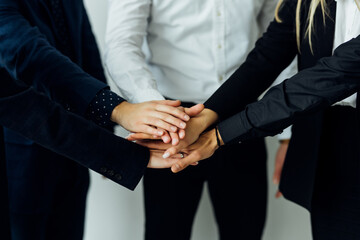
[136,0,360,238]
[0,0,201,239]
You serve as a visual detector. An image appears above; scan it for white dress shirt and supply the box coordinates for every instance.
[105,0,296,139]
[333,0,360,107]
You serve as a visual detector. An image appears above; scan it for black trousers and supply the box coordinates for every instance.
[143,134,267,240]
[5,129,89,240]
[311,106,360,239]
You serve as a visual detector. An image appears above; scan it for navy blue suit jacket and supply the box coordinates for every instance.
[0,0,149,190]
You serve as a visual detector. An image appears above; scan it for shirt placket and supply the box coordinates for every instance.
[214,0,226,83]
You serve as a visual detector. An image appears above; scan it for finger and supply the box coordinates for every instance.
[190,162,199,166]
[155,100,181,107]
[150,111,187,130]
[136,140,172,150]
[169,131,180,145]
[145,117,178,133]
[184,104,204,117]
[126,133,161,141]
[139,125,164,136]
[148,151,186,168]
[178,129,186,139]
[177,106,185,112]
[155,104,190,121]
[171,152,201,173]
[162,146,182,159]
[161,130,171,144]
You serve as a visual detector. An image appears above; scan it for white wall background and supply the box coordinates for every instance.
[83,1,312,239]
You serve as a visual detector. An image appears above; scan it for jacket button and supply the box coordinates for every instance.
[107,170,115,176]
[100,167,107,173]
[115,173,122,181]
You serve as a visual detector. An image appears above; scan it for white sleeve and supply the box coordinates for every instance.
[257,0,278,34]
[105,0,164,103]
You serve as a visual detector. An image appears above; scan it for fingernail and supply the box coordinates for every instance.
[172,139,178,145]
[179,132,185,139]
[172,164,180,172]
[180,122,186,129]
[171,126,177,132]
[163,136,170,143]
[184,115,190,121]
[157,130,164,136]
[163,152,170,159]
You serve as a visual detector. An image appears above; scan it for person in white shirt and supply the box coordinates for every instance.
[105,0,296,239]
[135,0,360,239]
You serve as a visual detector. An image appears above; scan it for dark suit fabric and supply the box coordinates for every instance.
[0,127,11,240]
[0,0,149,239]
[205,0,360,237]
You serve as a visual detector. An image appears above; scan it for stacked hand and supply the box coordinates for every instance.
[111,100,217,169]
[126,104,220,172]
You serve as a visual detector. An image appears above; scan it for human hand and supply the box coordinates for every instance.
[273,139,290,198]
[134,108,218,158]
[127,104,205,145]
[148,149,189,168]
[111,100,189,137]
[170,128,224,173]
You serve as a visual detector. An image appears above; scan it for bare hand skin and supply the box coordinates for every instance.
[111,100,190,136]
[273,139,290,198]
[170,128,223,173]
[133,108,218,160]
[127,104,205,144]
[148,149,186,168]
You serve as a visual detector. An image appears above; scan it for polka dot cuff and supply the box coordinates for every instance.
[86,89,124,128]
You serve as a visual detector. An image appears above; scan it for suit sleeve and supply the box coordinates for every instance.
[0,78,149,190]
[204,0,298,121]
[0,2,118,115]
[80,4,107,83]
[218,35,360,144]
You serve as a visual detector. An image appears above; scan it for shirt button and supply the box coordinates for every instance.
[100,167,107,173]
[115,173,122,181]
[217,11,221,16]
[218,44,222,49]
[219,76,223,81]
[239,141,242,144]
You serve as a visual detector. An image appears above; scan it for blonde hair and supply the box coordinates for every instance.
[275,0,360,53]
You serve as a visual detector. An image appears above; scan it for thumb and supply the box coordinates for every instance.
[185,104,204,117]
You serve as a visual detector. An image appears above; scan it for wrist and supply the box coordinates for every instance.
[111,101,131,124]
[197,108,218,132]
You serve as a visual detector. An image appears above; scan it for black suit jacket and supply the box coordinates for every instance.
[205,0,360,210]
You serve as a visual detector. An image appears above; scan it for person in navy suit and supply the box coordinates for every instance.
[0,0,201,239]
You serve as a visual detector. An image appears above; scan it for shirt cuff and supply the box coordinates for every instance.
[86,88,125,128]
[277,125,292,140]
[217,111,253,144]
